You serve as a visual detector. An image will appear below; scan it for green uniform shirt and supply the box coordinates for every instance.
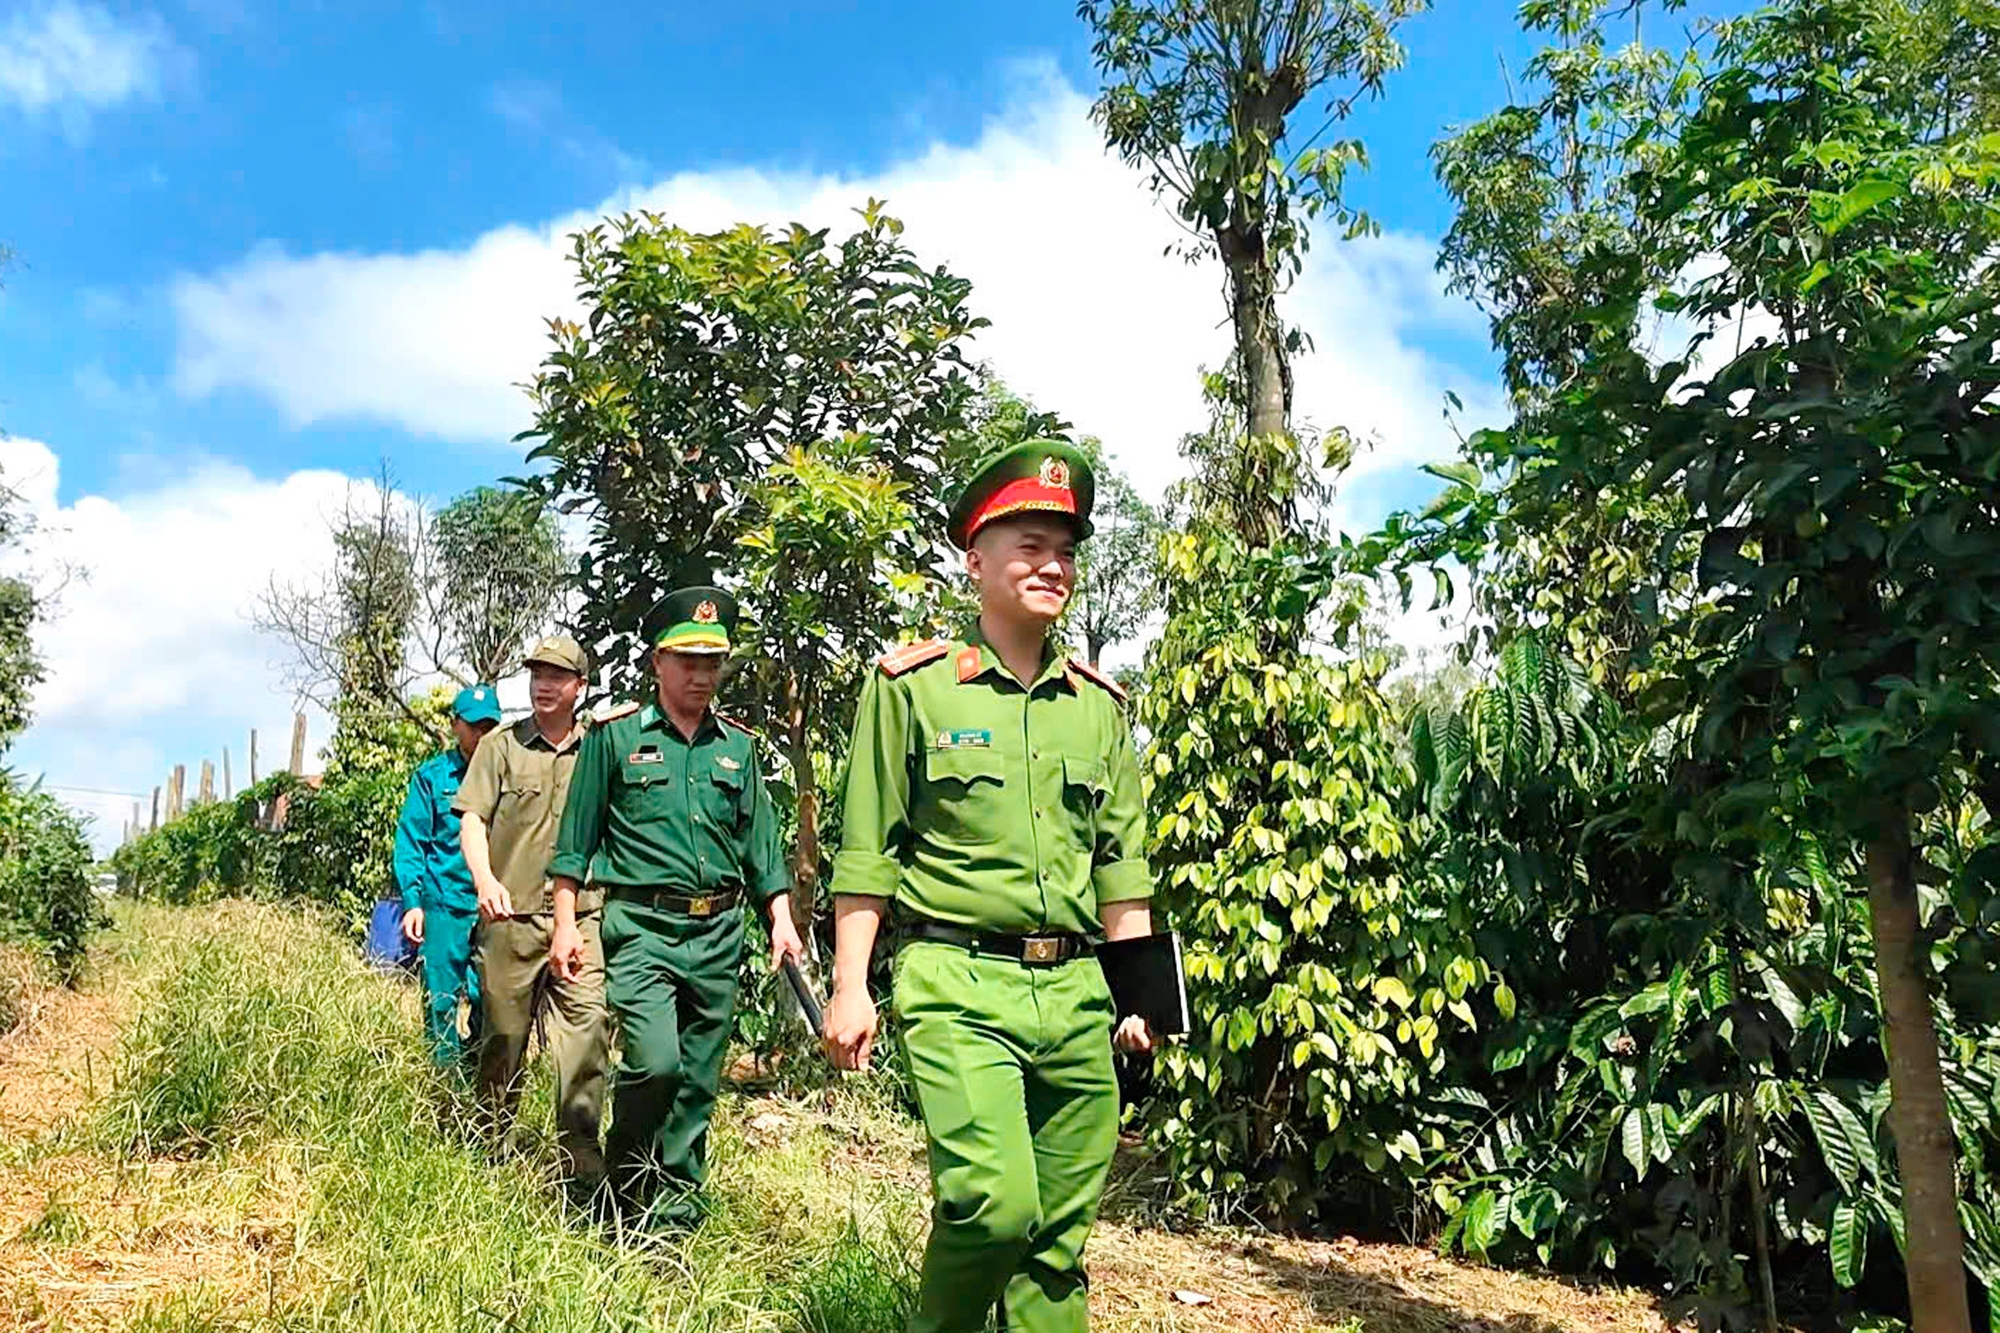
[453,714,593,915]
[549,701,790,905]
[830,631,1153,936]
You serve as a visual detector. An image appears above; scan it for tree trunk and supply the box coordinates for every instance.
[782,670,819,938]
[1087,630,1107,671]
[1224,240,1290,442]
[1866,818,1972,1333]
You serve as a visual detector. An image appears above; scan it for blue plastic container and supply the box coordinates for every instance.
[364,898,417,974]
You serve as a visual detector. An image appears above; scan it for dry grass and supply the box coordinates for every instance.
[0,1148,310,1332]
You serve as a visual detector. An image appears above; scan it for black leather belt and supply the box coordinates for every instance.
[609,883,743,918]
[901,919,1093,965]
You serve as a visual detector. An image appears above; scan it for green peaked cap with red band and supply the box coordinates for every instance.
[946,439,1095,550]
[653,585,737,655]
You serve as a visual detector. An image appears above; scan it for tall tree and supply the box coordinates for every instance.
[519,202,987,926]
[1080,0,1425,491]
[1376,4,2000,1327]
[431,485,569,684]
[1072,449,1164,667]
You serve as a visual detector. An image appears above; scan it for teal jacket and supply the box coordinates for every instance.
[392,750,475,914]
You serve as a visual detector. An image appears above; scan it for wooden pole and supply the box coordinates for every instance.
[199,760,214,804]
[150,786,160,831]
[169,765,185,820]
[223,748,233,798]
[249,729,259,785]
[289,713,307,774]
[130,801,140,842]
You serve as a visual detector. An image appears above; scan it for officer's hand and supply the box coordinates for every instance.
[476,873,514,923]
[824,987,877,1072]
[767,903,807,972]
[1114,1015,1154,1054]
[401,908,425,945]
[548,920,585,982]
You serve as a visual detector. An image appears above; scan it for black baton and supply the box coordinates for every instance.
[783,957,824,1038]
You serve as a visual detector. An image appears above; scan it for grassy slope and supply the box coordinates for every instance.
[0,903,1678,1333]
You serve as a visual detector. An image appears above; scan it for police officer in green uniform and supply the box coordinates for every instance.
[548,586,807,1227]
[395,683,503,1066]
[824,441,1156,1333]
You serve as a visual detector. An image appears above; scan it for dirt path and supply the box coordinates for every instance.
[0,940,308,1333]
[0,960,120,1140]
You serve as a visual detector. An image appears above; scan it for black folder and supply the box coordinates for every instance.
[1094,931,1190,1037]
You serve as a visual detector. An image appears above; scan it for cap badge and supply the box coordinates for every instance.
[1039,456,1072,490]
[693,600,719,624]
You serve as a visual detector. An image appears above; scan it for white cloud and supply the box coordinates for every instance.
[0,436,354,851]
[0,1,180,116]
[170,62,1501,505]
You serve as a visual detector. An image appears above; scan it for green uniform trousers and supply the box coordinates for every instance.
[894,942,1121,1333]
[601,896,745,1222]
[420,901,482,1067]
[475,912,610,1183]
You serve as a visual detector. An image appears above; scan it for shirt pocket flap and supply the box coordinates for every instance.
[1062,755,1109,795]
[925,748,1006,787]
[709,762,747,791]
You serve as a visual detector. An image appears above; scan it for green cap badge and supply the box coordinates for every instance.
[653,585,737,656]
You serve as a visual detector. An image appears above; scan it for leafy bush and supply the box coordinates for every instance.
[0,771,105,982]
[1137,522,1494,1226]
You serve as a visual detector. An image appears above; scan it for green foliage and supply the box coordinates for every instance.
[1072,443,1165,667]
[0,471,46,750]
[519,201,985,702]
[1357,1,2000,1325]
[0,771,103,983]
[1138,510,1493,1222]
[432,484,570,684]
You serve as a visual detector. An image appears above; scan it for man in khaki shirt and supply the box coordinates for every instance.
[455,633,609,1193]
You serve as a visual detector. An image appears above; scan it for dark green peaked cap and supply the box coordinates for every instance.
[653,585,738,655]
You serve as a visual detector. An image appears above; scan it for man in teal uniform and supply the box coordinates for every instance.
[396,683,503,1066]
[823,441,1156,1333]
[548,586,807,1228]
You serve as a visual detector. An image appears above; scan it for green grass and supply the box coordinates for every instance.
[93,901,925,1332]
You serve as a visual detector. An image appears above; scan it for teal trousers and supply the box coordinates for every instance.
[420,900,483,1067]
[894,942,1121,1333]
[601,897,744,1224]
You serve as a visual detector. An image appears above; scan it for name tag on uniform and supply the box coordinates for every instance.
[628,746,664,765]
[935,729,993,750]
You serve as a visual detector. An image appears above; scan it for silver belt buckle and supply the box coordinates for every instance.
[1022,936,1060,964]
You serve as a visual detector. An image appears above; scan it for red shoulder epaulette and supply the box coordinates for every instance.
[878,639,950,677]
[716,712,757,735]
[1066,658,1129,703]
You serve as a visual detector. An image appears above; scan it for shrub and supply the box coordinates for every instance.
[0,771,105,982]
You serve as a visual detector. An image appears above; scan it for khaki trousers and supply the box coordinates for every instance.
[475,910,610,1183]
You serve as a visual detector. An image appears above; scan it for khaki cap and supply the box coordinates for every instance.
[523,634,587,675]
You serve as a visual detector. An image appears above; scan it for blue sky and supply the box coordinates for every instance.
[0,0,1718,850]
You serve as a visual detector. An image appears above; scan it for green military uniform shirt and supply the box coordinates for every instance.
[830,630,1152,936]
[549,701,789,904]
[454,714,593,915]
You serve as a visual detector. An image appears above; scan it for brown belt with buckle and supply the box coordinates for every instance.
[900,918,1093,965]
[610,883,743,918]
